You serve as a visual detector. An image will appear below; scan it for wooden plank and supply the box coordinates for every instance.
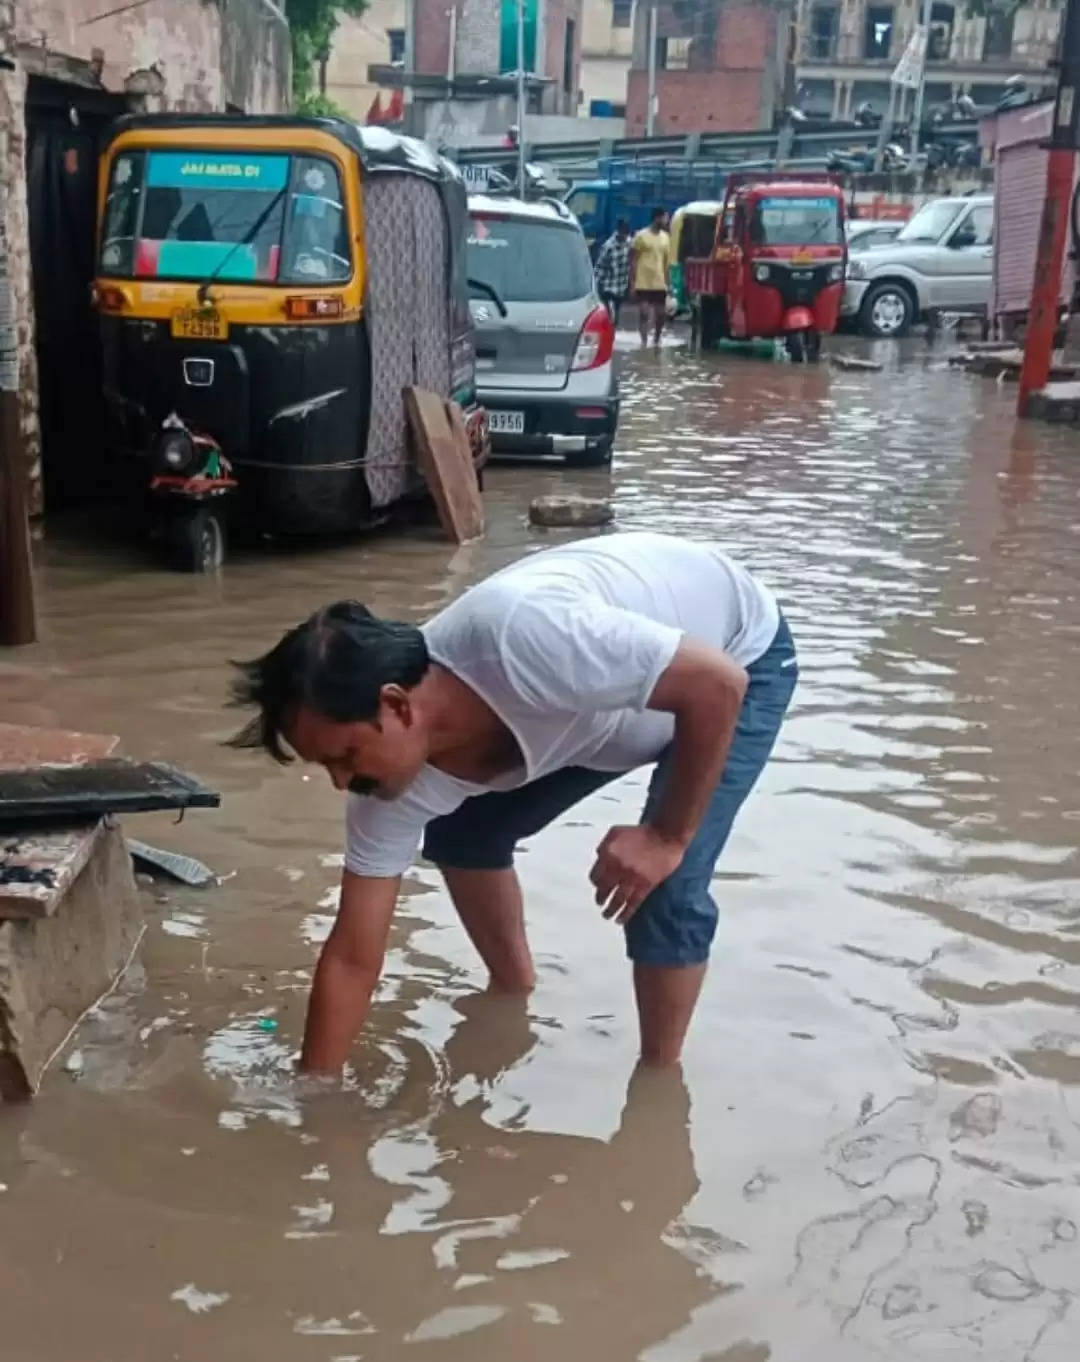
[403,386,484,544]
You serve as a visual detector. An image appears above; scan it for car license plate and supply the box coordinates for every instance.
[488,410,524,435]
[171,307,228,341]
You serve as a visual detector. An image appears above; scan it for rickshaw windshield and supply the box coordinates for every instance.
[99,149,352,284]
[749,196,842,247]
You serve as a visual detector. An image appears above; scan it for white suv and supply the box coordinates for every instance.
[843,195,993,337]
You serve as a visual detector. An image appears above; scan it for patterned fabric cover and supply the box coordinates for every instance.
[362,174,452,508]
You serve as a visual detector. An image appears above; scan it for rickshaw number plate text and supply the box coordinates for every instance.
[171,308,228,341]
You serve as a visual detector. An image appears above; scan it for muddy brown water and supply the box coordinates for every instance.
[3,336,1080,1362]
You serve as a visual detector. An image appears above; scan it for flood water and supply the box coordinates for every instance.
[3,335,1080,1361]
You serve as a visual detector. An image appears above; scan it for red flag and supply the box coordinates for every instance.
[366,92,383,124]
[385,88,404,124]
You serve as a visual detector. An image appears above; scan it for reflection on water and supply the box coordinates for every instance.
[2,338,1080,1359]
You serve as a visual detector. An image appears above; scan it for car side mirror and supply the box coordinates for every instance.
[949,227,976,249]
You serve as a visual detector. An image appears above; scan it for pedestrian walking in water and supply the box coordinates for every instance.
[631,207,671,346]
[594,217,632,326]
[231,533,797,1075]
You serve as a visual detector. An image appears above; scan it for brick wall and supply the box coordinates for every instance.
[625,67,771,135]
[543,0,583,113]
[625,1,784,136]
[414,0,453,79]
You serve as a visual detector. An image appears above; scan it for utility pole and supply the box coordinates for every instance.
[0,227,36,647]
[909,0,932,164]
[516,0,526,193]
[1017,0,1080,416]
[646,0,658,137]
[403,0,415,135]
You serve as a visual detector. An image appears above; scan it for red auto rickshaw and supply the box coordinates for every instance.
[685,173,847,361]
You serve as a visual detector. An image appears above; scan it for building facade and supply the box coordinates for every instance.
[325,1,408,121]
[625,0,792,136]
[794,0,1061,120]
[0,0,290,513]
[357,0,585,142]
[580,0,634,114]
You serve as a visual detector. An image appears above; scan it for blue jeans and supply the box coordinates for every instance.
[423,617,799,967]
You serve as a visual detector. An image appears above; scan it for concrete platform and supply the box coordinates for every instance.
[947,348,1080,383]
[0,724,142,1100]
[0,820,142,1099]
[1025,381,1080,425]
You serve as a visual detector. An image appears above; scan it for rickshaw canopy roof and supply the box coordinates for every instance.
[102,114,462,189]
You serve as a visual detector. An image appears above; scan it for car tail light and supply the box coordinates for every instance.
[571,304,615,371]
[285,295,344,320]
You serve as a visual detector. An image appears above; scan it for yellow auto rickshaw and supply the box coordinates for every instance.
[95,114,484,570]
[668,200,725,313]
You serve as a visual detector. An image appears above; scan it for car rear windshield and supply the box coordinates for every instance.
[467,215,594,303]
[98,149,351,284]
[750,196,843,247]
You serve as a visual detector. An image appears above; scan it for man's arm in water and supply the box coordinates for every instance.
[590,638,748,921]
[299,870,399,1073]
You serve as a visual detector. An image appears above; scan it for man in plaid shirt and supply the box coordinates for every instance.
[594,218,632,325]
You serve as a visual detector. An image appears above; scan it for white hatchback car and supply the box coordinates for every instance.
[466,194,619,466]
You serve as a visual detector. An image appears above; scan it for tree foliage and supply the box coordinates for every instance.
[285,0,369,110]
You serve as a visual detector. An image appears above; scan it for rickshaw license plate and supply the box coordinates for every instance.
[171,307,228,341]
[488,410,525,434]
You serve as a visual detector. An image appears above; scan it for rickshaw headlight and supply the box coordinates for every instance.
[753,263,770,284]
[828,262,845,283]
[156,430,196,475]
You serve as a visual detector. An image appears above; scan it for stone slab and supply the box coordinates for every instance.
[0,821,142,1099]
[0,819,106,920]
[529,495,614,528]
[0,725,120,920]
[0,722,118,771]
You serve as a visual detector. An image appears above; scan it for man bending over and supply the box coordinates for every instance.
[231,532,798,1073]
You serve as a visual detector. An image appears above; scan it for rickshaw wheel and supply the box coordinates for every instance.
[169,505,226,573]
[804,330,822,362]
[784,331,806,363]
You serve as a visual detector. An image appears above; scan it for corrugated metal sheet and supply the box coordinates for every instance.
[992,102,1077,324]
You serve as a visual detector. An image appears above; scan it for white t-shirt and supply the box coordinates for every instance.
[345,533,778,877]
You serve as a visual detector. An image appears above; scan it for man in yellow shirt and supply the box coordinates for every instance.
[631,207,671,346]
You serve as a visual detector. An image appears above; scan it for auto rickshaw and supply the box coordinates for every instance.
[669,200,725,313]
[94,115,486,570]
[684,173,846,361]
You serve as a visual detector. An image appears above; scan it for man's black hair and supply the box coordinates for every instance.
[651,205,665,222]
[616,216,630,233]
[228,600,429,763]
